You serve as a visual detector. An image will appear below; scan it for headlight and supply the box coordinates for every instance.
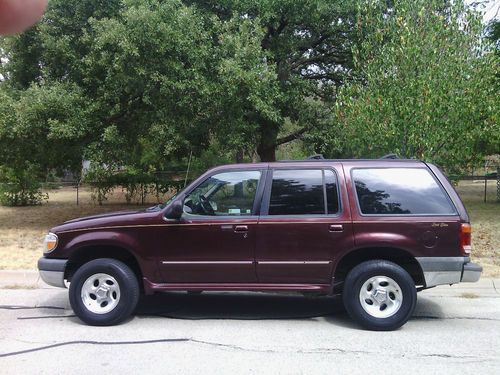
[43,232,58,253]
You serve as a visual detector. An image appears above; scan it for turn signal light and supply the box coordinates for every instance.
[460,223,472,255]
[43,232,58,253]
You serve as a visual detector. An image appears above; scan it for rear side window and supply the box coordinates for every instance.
[268,169,339,215]
[352,168,456,215]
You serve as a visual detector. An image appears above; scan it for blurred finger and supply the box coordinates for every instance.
[0,0,47,35]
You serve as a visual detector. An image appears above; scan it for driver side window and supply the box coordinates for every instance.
[183,171,261,216]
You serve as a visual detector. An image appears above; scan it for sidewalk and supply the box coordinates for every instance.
[0,270,55,289]
[1,269,499,296]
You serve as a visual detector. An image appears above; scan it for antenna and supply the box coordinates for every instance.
[184,151,193,187]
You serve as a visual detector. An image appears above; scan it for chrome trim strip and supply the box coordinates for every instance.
[162,260,332,265]
[161,261,254,265]
[58,222,258,233]
[58,220,352,233]
[257,261,332,265]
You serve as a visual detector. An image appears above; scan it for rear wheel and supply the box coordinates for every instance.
[342,260,416,331]
[69,258,140,326]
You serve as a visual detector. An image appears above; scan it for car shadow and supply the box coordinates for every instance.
[16,290,444,329]
[134,291,355,327]
[412,295,445,321]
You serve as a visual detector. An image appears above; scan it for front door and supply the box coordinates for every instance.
[256,166,353,284]
[158,169,263,283]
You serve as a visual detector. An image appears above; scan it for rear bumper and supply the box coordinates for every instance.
[38,257,68,288]
[415,257,482,288]
[461,262,482,283]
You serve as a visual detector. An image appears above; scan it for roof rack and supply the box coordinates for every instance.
[380,153,399,159]
[306,154,325,160]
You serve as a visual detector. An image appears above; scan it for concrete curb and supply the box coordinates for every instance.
[0,270,53,289]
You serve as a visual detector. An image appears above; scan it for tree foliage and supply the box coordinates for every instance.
[314,0,498,169]
[189,0,355,161]
[0,0,498,205]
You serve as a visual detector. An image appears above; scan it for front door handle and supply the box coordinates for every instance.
[234,225,248,233]
[329,224,343,232]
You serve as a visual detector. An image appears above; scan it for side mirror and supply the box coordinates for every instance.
[165,199,183,220]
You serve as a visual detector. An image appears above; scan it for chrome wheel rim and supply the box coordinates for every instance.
[81,273,120,314]
[359,276,403,318]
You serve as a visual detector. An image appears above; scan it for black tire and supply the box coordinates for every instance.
[342,260,417,331]
[69,258,140,326]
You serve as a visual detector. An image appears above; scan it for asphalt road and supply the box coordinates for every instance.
[0,280,499,374]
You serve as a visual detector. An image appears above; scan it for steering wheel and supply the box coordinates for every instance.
[199,195,216,215]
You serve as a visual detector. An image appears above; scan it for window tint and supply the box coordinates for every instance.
[269,169,339,215]
[352,168,456,215]
[184,171,260,216]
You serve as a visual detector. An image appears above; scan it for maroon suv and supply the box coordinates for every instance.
[38,159,482,330]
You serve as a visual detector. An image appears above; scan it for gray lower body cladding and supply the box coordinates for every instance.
[415,256,482,288]
[38,257,68,288]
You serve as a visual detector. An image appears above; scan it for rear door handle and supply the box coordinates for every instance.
[329,224,343,232]
[234,225,248,233]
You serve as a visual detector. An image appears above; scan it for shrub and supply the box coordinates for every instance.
[0,166,48,206]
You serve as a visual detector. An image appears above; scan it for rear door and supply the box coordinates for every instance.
[344,162,461,259]
[255,164,353,284]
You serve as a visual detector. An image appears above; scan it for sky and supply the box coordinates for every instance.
[466,0,500,23]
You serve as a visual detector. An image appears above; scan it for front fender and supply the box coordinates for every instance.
[63,231,143,259]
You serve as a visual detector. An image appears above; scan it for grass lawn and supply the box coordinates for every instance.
[0,181,498,276]
[0,186,154,270]
[454,180,499,276]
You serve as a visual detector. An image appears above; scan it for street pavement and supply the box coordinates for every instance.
[0,272,499,374]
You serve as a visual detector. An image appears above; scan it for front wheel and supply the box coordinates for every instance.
[69,258,140,326]
[342,260,417,331]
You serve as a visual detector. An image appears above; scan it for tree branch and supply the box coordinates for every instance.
[261,15,288,50]
[275,126,310,146]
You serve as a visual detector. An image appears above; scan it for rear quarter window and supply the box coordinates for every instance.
[352,168,456,215]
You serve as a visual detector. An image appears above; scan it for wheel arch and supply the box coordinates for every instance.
[333,247,425,292]
[64,245,144,290]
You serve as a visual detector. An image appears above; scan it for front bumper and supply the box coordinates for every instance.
[415,257,482,288]
[38,257,68,288]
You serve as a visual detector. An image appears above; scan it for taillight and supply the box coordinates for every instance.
[460,223,472,255]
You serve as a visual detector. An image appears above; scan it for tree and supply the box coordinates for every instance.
[1,0,356,171]
[1,0,214,173]
[315,0,498,170]
[186,0,355,161]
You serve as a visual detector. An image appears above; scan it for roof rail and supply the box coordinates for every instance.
[380,153,399,159]
[306,154,325,160]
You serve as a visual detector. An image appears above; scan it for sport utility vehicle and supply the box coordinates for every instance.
[38,158,482,330]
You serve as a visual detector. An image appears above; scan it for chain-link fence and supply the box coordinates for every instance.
[448,174,499,203]
[1,172,499,207]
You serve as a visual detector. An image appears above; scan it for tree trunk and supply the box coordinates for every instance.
[256,121,279,162]
[235,149,244,163]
